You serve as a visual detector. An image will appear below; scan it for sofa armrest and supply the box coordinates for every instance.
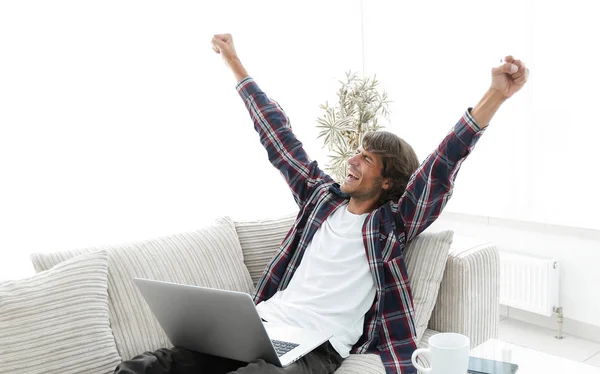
[428,236,500,348]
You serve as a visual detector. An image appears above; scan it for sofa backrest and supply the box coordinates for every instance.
[233,213,296,286]
[30,216,255,361]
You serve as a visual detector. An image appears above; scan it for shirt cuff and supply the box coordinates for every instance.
[236,76,261,100]
[465,107,484,132]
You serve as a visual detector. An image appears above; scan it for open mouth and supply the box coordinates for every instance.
[345,170,360,183]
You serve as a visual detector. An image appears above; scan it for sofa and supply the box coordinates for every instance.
[0,213,500,374]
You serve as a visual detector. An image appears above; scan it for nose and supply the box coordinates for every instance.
[348,154,359,166]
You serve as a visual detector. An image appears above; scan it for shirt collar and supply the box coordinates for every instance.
[328,183,351,199]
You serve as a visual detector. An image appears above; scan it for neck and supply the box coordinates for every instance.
[347,197,378,215]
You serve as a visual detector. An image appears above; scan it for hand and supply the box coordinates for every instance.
[211,33,240,65]
[211,33,249,82]
[490,55,530,99]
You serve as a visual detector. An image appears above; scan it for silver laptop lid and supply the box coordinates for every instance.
[133,278,280,366]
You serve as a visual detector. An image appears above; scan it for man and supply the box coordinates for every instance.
[115,34,529,374]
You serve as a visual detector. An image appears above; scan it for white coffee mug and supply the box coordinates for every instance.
[411,333,470,374]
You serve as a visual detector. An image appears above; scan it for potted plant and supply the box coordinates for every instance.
[316,71,391,182]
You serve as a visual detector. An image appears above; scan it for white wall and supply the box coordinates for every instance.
[362,0,600,230]
[0,0,363,280]
[427,212,600,330]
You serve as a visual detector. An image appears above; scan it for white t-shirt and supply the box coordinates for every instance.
[256,202,376,358]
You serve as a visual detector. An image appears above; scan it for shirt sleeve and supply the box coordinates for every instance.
[395,109,486,241]
[236,77,333,208]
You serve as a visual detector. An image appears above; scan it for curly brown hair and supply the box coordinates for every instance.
[362,131,420,206]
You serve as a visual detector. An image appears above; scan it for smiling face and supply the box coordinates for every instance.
[340,131,420,214]
[340,147,391,202]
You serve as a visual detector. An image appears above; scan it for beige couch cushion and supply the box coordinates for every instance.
[234,213,296,285]
[334,353,385,374]
[0,251,121,374]
[403,230,453,341]
[31,216,255,361]
[235,213,452,342]
[333,329,438,374]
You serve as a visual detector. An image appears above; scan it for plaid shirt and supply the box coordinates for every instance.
[236,77,485,374]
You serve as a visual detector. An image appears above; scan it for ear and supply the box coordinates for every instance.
[382,177,392,191]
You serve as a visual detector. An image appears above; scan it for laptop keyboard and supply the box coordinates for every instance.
[271,339,300,357]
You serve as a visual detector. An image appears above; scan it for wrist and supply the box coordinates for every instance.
[487,87,509,103]
[227,57,248,83]
[470,88,507,129]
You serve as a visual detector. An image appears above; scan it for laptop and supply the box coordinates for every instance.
[133,278,333,367]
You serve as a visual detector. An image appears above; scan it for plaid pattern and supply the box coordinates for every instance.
[236,77,485,374]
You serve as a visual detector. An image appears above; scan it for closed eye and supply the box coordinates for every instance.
[356,149,372,164]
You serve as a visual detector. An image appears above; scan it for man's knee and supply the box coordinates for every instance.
[114,348,176,374]
[228,358,287,374]
[113,347,200,374]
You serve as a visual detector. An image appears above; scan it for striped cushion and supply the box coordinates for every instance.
[333,329,438,374]
[417,328,439,348]
[234,213,296,285]
[404,230,453,342]
[334,353,385,374]
[0,251,121,374]
[415,329,438,369]
[30,216,255,361]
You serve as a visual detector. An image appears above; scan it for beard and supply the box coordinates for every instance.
[342,176,384,201]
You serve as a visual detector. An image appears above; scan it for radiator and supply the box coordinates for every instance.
[498,251,560,317]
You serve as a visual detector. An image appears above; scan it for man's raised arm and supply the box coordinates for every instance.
[395,56,530,241]
[211,34,332,208]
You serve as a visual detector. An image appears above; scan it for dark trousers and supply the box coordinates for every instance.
[113,342,343,374]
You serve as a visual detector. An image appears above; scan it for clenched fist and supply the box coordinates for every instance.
[212,34,239,64]
[211,33,248,82]
[491,55,530,99]
[470,55,531,128]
